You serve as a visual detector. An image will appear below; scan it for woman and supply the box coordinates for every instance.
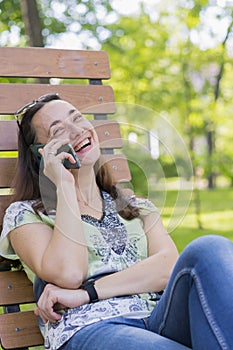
[0,93,233,350]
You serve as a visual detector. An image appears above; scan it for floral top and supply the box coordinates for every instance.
[0,191,160,350]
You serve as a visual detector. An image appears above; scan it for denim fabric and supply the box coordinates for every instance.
[147,235,233,349]
[59,235,233,350]
[59,317,190,350]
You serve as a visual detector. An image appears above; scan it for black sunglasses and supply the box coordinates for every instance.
[14,93,60,125]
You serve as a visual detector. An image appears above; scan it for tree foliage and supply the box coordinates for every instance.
[0,0,116,47]
[102,1,233,187]
[1,0,233,187]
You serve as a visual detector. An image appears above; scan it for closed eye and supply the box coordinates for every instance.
[73,113,83,122]
[51,125,65,136]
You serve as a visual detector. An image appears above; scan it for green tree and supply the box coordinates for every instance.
[0,0,115,48]
[1,0,233,189]
[102,1,233,189]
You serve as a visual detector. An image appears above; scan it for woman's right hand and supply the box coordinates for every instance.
[39,138,77,186]
[34,283,90,323]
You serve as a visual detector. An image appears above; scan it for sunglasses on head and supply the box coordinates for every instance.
[14,93,60,126]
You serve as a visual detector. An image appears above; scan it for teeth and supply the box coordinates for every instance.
[75,138,90,152]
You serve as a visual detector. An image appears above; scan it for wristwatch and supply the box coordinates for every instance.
[80,279,99,303]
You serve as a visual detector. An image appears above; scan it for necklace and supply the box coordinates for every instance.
[76,187,103,218]
[78,197,103,221]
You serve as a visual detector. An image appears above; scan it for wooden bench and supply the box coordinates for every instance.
[0,46,131,349]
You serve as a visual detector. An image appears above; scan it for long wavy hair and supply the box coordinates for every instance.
[11,94,139,220]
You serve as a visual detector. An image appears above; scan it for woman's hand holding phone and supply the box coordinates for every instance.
[57,144,81,169]
[31,140,81,186]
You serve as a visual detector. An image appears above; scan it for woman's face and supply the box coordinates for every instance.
[31,100,100,166]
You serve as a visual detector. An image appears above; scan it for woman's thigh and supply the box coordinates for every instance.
[60,317,190,350]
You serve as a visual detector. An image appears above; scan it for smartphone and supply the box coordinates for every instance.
[30,143,81,169]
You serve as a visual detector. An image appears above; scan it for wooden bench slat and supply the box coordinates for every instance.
[0,195,12,227]
[0,120,122,151]
[0,84,115,114]
[100,154,131,183]
[92,120,123,148]
[0,47,111,79]
[0,154,130,189]
[0,159,16,188]
[0,121,18,151]
[0,311,44,349]
[0,271,35,305]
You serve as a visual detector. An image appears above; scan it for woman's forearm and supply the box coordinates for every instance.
[41,181,88,288]
[35,247,178,323]
[95,247,179,299]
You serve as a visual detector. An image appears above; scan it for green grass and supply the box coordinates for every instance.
[160,187,233,252]
[1,187,233,349]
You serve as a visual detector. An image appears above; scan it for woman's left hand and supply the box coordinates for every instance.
[34,283,89,323]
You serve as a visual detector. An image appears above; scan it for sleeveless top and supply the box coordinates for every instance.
[0,191,161,350]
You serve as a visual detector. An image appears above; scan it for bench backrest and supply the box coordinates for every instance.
[0,46,131,349]
[0,46,131,230]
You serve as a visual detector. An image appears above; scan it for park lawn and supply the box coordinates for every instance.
[161,187,233,252]
[0,187,233,349]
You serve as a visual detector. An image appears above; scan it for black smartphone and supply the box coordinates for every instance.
[30,143,81,169]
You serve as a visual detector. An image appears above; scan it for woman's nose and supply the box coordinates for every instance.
[68,124,84,139]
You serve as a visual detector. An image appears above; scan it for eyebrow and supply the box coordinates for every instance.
[48,120,61,135]
[47,109,78,135]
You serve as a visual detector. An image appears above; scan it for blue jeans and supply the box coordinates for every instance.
[52,235,233,349]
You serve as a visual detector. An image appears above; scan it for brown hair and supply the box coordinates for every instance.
[12,95,139,220]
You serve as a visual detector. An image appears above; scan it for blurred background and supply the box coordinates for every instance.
[1,0,233,252]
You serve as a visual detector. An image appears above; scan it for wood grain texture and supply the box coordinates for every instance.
[0,158,17,187]
[0,271,35,305]
[0,84,116,114]
[0,311,44,348]
[0,47,111,79]
[0,195,12,227]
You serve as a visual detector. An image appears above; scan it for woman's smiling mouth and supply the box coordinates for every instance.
[74,138,91,152]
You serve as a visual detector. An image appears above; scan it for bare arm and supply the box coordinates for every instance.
[10,181,88,288]
[10,144,88,288]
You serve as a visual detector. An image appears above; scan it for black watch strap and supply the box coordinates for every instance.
[81,279,99,303]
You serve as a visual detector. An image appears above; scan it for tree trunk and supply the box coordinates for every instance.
[182,60,204,229]
[20,0,44,47]
[20,0,49,83]
[206,128,215,189]
[207,18,233,189]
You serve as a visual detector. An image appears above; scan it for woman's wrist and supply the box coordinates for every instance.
[94,278,113,300]
[80,279,99,303]
[80,289,91,305]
